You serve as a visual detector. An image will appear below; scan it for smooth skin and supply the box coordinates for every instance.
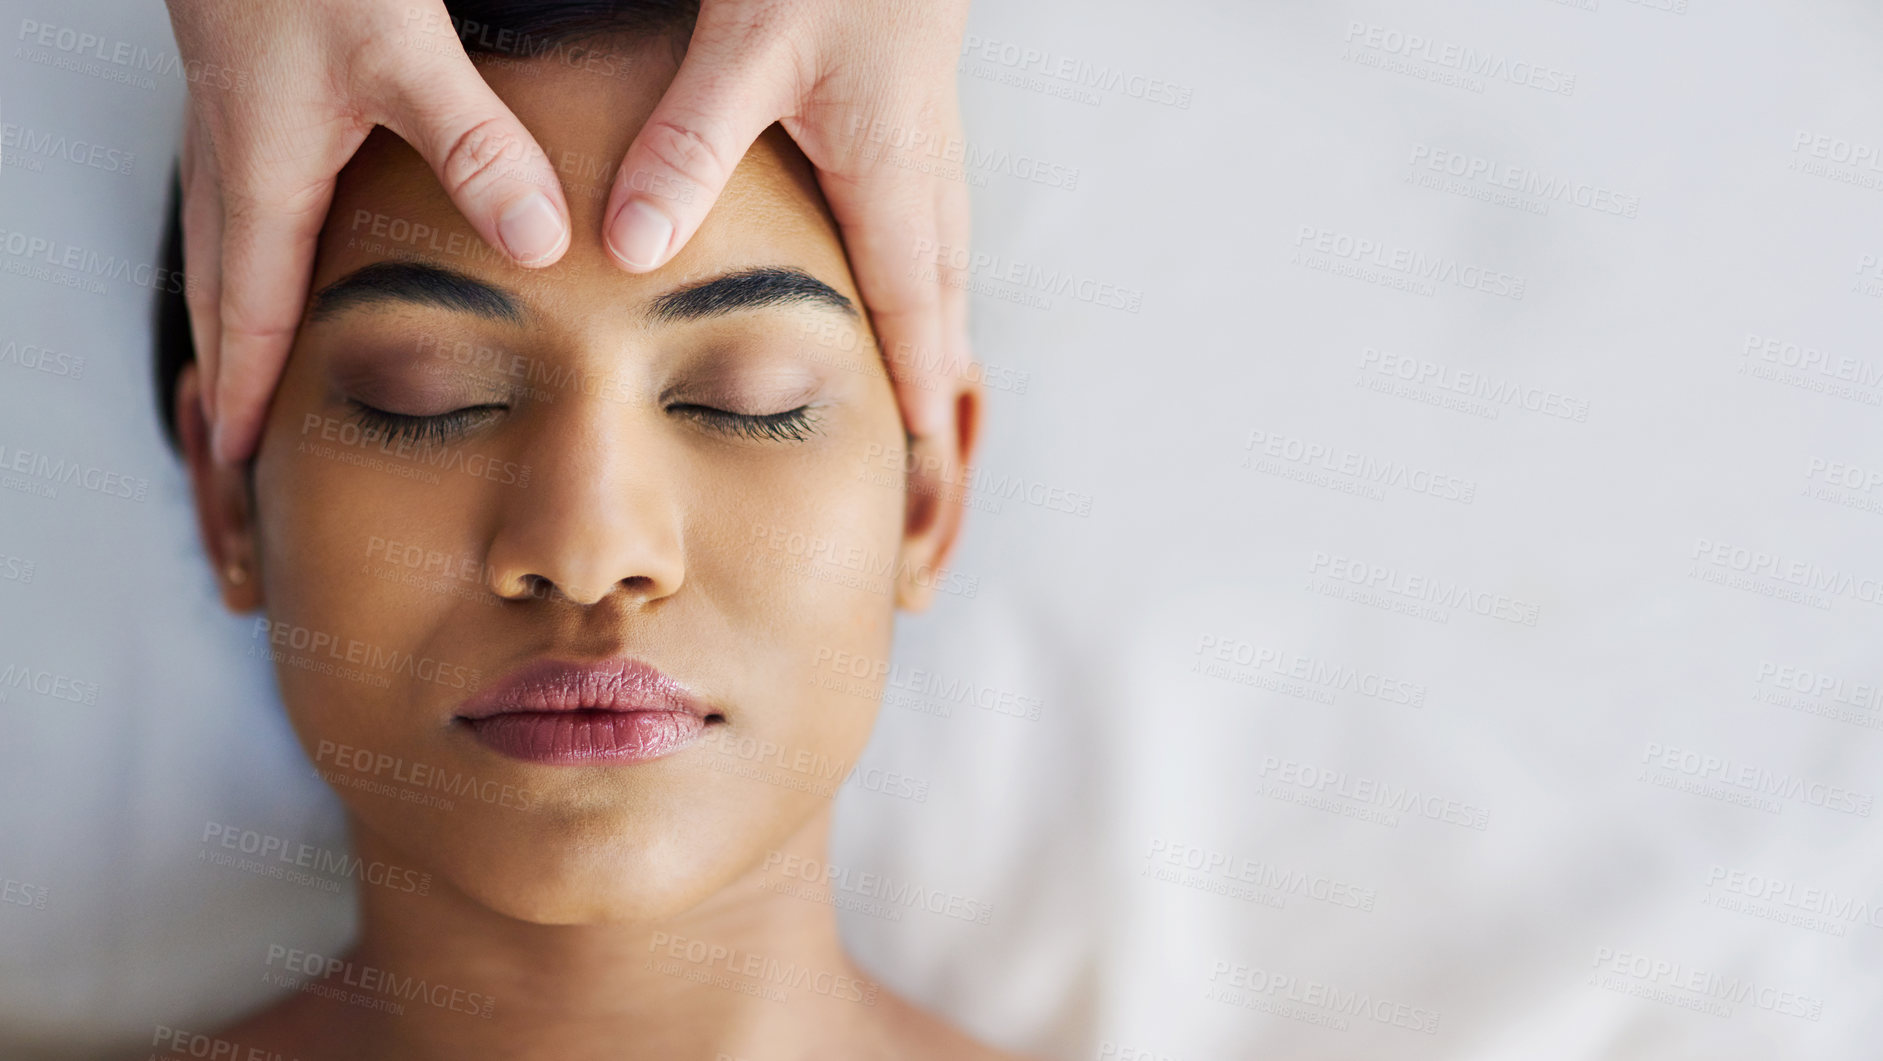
[163,0,974,466]
[163,37,1014,1061]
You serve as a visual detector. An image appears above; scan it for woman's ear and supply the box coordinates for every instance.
[176,364,264,612]
[895,376,983,612]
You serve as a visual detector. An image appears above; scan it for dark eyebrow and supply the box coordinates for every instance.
[308,261,523,324]
[649,267,856,323]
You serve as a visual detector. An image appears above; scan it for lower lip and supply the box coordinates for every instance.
[464,710,705,764]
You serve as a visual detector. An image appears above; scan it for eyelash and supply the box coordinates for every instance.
[343,401,822,446]
[669,404,822,443]
[346,400,502,447]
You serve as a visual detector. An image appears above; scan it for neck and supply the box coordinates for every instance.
[302,806,890,1061]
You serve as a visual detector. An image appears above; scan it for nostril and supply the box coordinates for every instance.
[499,573,671,606]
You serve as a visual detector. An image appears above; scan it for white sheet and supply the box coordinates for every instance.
[5,0,1883,1057]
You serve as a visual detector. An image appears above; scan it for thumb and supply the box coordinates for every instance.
[603,29,797,271]
[379,56,571,267]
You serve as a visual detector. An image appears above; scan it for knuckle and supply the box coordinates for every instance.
[438,117,536,199]
[635,118,733,194]
[219,158,332,225]
[216,286,298,335]
[350,27,414,80]
[703,0,800,55]
[218,313,299,346]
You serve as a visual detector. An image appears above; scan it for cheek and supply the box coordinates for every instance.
[667,432,907,865]
[698,435,907,727]
[250,412,494,756]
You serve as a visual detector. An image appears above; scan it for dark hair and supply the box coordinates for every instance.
[153,0,700,451]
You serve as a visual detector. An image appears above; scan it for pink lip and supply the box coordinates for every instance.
[455,658,711,765]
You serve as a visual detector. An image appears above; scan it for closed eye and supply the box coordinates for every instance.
[668,404,822,443]
[345,400,506,447]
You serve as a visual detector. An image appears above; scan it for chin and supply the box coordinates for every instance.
[437,832,726,926]
[483,887,698,928]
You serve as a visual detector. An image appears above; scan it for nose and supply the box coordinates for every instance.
[484,404,685,607]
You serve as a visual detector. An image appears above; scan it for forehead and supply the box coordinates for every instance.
[313,43,848,309]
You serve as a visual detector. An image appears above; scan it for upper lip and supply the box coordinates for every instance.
[454,657,708,720]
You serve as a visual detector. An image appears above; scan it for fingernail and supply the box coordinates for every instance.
[498,192,568,265]
[607,198,673,270]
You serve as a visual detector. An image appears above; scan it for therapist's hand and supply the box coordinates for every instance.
[166,0,573,464]
[170,0,974,466]
[603,0,974,440]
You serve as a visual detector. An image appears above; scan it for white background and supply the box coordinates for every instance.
[4,0,1883,1057]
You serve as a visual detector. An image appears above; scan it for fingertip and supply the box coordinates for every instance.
[903,380,947,439]
[497,191,570,267]
[605,197,676,272]
[207,355,256,467]
[210,416,237,468]
[199,366,219,425]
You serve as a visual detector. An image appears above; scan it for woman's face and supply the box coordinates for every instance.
[184,46,974,924]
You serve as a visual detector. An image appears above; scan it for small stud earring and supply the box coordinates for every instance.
[225,562,249,586]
